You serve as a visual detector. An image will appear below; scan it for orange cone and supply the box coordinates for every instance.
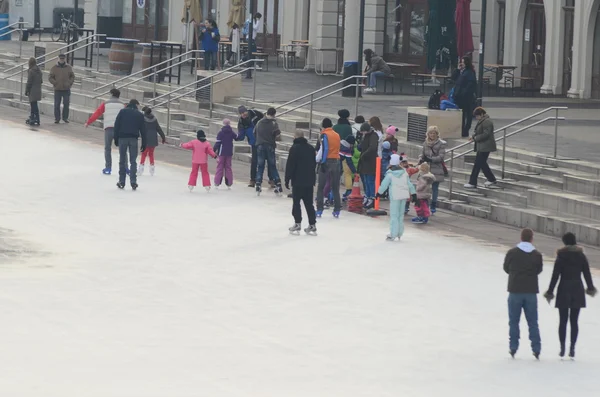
[348,173,363,214]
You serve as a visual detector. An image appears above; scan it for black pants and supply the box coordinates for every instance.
[29,101,39,122]
[292,186,317,226]
[461,102,473,137]
[559,307,581,349]
[468,151,496,186]
[54,90,70,121]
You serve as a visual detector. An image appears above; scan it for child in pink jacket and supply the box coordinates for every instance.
[180,130,217,191]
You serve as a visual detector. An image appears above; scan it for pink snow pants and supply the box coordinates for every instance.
[188,163,210,187]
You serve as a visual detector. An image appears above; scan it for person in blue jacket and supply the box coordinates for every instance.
[236,106,257,186]
[200,18,220,70]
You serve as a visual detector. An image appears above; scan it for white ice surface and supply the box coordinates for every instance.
[1,123,600,397]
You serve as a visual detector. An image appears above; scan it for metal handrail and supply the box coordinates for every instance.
[0,27,26,38]
[93,50,203,92]
[93,55,200,99]
[276,75,366,110]
[446,107,567,198]
[3,33,106,74]
[149,58,264,105]
[0,21,29,32]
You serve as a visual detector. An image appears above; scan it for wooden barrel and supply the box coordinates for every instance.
[140,45,166,77]
[108,39,137,75]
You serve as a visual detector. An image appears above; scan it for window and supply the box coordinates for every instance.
[123,0,132,24]
[386,0,404,54]
[497,0,505,64]
[161,0,169,28]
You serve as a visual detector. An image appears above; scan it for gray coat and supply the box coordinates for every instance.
[472,114,497,153]
[26,66,43,102]
[368,55,391,75]
[421,139,447,182]
[143,115,166,148]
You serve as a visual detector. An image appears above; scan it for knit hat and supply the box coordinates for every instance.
[196,129,206,139]
[345,135,356,145]
[223,118,231,126]
[338,109,350,119]
[386,125,399,136]
[382,141,391,150]
[360,122,371,132]
[238,105,248,114]
[390,154,401,166]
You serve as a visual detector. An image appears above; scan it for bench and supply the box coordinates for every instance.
[412,73,451,93]
[276,49,296,68]
[252,52,269,71]
[498,76,536,96]
[375,74,396,94]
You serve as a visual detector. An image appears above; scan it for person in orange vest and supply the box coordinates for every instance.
[315,118,341,218]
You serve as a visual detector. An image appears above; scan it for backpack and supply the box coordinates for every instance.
[248,109,264,125]
[428,90,444,110]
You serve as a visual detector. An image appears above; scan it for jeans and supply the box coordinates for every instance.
[469,151,496,186]
[104,127,114,169]
[292,186,317,225]
[204,51,217,70]
[118,137,138,185]
[431,181,439,204]
[361,174,376,198]
[29,101,39,122]
[54,90,70,121]
[317,159,341,212]
[368,71,386,88]
[508,293,541,354]
[256,144,280,185]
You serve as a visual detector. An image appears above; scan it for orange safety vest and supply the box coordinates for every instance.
[321,128,341,159]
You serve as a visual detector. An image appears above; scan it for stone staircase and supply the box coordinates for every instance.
[1,51,600,246]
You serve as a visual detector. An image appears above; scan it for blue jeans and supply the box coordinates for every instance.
[256,144,280,185]
[508,293,541,354]
[204,51,217,70]
[368,71,386,88]
[361,174,375,198]
[432,181,439,204]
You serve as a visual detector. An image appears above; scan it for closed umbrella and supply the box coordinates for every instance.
[227,0,245,28]
[425,0,457,71]
[456,0,474,57]
[182,0,203,24]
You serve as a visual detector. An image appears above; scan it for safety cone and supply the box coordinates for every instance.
[348,174,363,214]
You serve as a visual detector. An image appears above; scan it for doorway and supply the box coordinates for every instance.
[384,0,428,69]
[562,0,574,96]
[521,0,545,88]
[122,0,169,42]
[592,6,600,99]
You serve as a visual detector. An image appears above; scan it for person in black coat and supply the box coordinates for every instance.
[544,233,597,359]
[285,130,317,233]
[114,99,147,190]
[452,56,477,137]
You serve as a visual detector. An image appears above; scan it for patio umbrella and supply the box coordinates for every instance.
[425,0,457,71]
[227,0,245,28]
[182,0,202,24]
[456,0,474,57]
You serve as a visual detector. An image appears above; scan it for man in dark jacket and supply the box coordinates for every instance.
[503,228,544,359]
[48,53,75,124]
[286,130,317,234]
[114,99,147,190]
[254,107,282,195]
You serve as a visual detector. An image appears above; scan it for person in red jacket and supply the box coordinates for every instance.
[85,88,125,175]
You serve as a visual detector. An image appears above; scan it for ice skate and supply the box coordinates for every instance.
[386,235,397,242]
[25,117,31,125]
[215,185,221,190]
[332,211,340,218]
[274,183,283,197]
[138,164,145,176]
[412,216,425,224]
[316,210,323,218]
[289,223,301,234]
[131,183,138,191]
[116,182,125,189]
[559,345,565,358]
[268,180,276,189]
[226,185,232,190]
[533,352,540,360]
[205,186,211,192]
[102,167,111,175]
[188,185,194,192]
[569,346,575,360]
[248,179,255,188]
[509,350,516,359]
[304,224,317,235]
[256,183,262,196]
[149,165,155,176]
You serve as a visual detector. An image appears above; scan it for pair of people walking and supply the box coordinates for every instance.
[504,229,596,359]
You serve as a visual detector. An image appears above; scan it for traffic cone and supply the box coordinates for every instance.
[348,174,363,214]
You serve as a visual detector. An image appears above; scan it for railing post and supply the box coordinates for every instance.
[18,29,23,58]
[96,37,100,72]
[153,66,157,98]
[449,149,454,198]
[308,93,314,140]
[553,108,559,158]
[354,76,360,117]
[209,76,214,119]
[252,62,257,101]
[19,64,24,102]
[166,92,171,136]
[501,128,507,179]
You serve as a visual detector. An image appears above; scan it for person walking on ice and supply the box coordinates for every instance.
[181,130,217,192]
[285,130,317,235]
[85,88,125,175]
[503,228,543,359]
[113,99,147,190]
[254,107,283,196]
[213,119,237,188]
[139,106,166,176]
[376,154,416,241]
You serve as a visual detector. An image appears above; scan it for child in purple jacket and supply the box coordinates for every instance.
[213,119,238,188]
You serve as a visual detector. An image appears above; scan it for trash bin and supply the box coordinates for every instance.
[342,61,358,97]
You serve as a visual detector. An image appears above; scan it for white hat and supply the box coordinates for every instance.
[390,154,401,166]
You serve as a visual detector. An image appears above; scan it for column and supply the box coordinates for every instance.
[343,0,359,63]
[281,0,309,46]
[502,0,525,80]
[362,0,385,71]
[568,0,597,99]
[540,2,563,95]
[84,0,98,32]
[307,0,319,68]
[314,0,338,71]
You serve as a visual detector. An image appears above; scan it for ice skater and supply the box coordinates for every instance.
[113,99,147,190]
[544,233,597,359]
[412,163,435,224]
[25,57,42,126]
[181,130,217,192]
[503,228,543,359]
[213,119,237,188]
[254,107,283,196]
[376,154,416,241]
[286,130,317,235]
[139,106,166,176]
[85,88,125,175]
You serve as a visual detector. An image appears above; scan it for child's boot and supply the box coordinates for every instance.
[138,164,145,176]
[412,216,425,224]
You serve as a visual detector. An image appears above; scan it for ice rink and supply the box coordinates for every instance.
[1,122,600,397]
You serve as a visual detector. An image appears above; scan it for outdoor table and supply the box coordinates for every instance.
[312,48,343,75]
[412,73,452,93]
[387,62,420,93]
[283,43,310,71]
[219,41,232,67]
[107,37,139,75]
[484,64,518,93]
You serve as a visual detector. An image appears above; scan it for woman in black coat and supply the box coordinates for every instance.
[452,56,477,137]
[544,233,597,359]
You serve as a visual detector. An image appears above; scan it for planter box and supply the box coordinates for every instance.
[406,107,462,142]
